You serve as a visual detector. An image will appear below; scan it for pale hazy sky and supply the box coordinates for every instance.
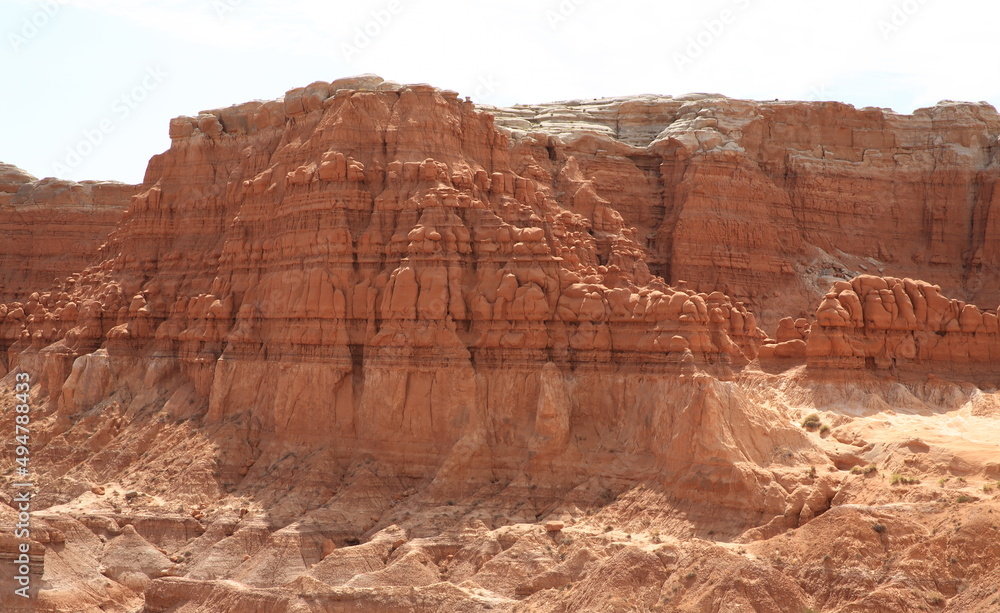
[2,0,997,184]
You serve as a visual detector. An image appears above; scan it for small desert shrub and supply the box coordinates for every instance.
[851,464,877,475]
[983,484,995,494]
[801,413,822,429]
[604,525,613,533]
[872,523,886,534]
[956,495,973,503]
[819,424,831,435]
[890,473,920,485]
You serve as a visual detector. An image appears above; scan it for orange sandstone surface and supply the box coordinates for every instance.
[1,75,999,612]
[0,163,133,304]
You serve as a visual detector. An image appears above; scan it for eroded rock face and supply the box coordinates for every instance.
[805,274,1000,379]
[1,78,1000,613]
[0,163,133,303]
[3,78,767,443]
[486,96,1000,328]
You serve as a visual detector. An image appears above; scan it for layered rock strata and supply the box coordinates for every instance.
[806,274,1000,379]
[1,76,999,612]
[1,77,792,537]
[485,95,1000,327]
[0,162,133,303]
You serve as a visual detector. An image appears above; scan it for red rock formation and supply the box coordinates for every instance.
[1,77,1000,613]
[4,77,774,491]
[806,274,1000,380]
[0,163,132,303]
[488,96,1000,330]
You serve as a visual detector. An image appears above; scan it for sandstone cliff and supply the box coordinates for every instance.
[1,76,999,613]
[485,96,1000,329]
[0,162,133,303]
